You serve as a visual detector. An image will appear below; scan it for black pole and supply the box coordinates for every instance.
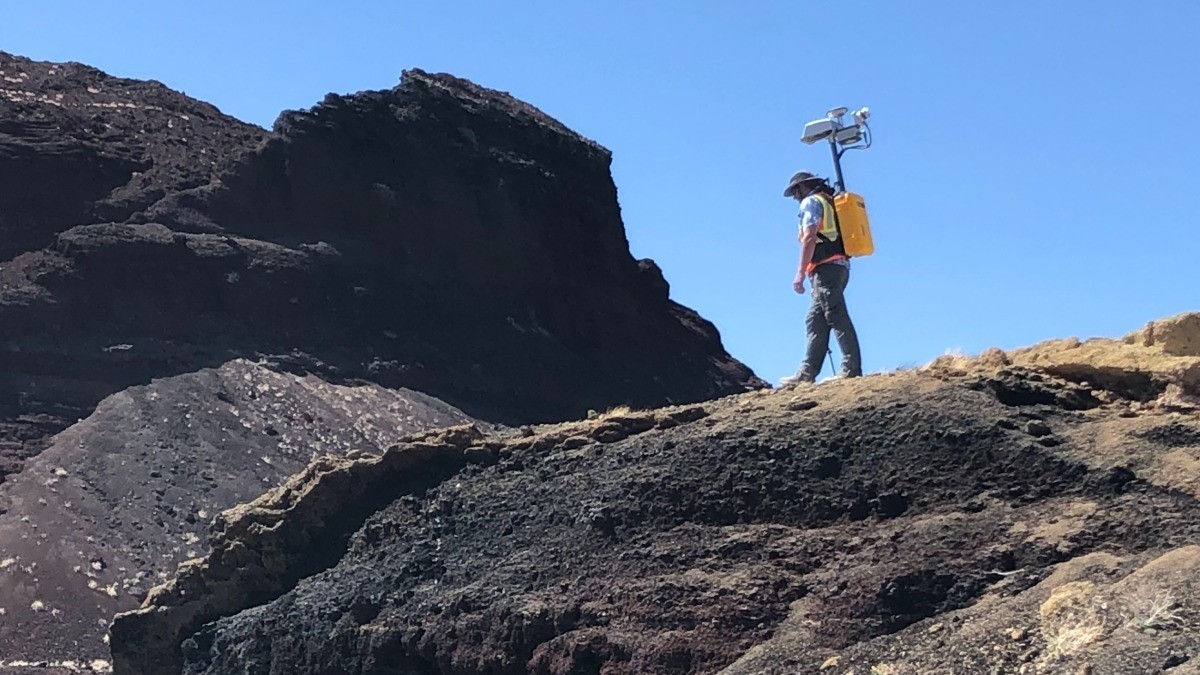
[828,138,845,192]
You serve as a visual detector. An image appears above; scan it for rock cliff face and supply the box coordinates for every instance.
[113,315,1200,675]
[0,50,270,480]
[0,53,762,484]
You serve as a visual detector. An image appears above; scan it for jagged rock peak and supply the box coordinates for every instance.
[273,67,610,158]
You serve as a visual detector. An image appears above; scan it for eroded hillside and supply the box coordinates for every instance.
[0,361,476,669]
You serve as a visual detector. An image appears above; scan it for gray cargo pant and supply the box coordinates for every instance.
[798,263,862,382]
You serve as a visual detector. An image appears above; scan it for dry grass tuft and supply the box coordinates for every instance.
[1040,581,1112,659]
[596,404,635,419]
[1044,609,1109,658]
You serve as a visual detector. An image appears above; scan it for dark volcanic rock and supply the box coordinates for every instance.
[0,51,269,257]
[113,369,1200,674]
[139,68,761,420]
[0,56,761,483]
[0,360,475,667]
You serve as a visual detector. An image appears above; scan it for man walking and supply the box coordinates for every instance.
[780,171,862,385]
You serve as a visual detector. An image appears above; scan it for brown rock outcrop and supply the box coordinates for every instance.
[928,312,1200,403]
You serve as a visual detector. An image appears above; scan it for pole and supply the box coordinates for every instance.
[827,133,843,376]
[828,138,845,192]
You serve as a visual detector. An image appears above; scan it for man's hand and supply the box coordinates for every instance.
[797,226,817,294]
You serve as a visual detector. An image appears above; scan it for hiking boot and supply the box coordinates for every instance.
[779,373,812,388]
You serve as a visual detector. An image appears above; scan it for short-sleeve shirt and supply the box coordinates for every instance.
[798,195,850,269]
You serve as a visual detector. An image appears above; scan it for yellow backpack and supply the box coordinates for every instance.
[832,192,874,257]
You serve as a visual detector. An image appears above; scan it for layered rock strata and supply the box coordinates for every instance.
[0,54,761,483]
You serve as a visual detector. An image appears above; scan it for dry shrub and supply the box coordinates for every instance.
[1038,576,1193,661]
[1118,580,1186,633]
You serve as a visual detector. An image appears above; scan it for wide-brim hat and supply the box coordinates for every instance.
[783,171,821,197]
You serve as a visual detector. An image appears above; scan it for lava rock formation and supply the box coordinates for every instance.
[0,52,762,487]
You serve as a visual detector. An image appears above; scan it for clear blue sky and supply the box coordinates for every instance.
[4,2,1198,383]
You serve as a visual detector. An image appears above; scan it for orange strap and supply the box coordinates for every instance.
[806,254,848,276]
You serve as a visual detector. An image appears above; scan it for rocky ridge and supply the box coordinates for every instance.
[113,314,1200,674]
[0,53,761,486]
[0,51,268,257]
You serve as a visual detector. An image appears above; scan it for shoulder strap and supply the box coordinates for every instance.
[815,194,839,243]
